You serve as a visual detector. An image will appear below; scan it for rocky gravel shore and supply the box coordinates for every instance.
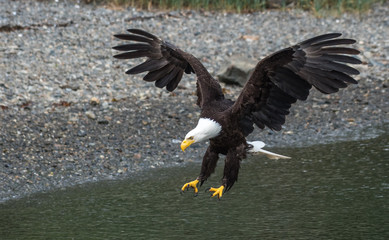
[1,0,388,202]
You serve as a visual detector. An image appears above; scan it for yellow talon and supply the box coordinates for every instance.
[208,185,225,199]
[181,179,200,195]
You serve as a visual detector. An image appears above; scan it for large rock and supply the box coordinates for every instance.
[217,57,255,86]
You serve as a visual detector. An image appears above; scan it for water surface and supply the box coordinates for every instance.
[1,134,388,239]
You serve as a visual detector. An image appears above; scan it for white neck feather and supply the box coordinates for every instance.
[185,118,222,143]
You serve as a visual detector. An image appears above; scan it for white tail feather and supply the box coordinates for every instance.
[247,141,291,160]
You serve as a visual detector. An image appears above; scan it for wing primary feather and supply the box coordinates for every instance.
[112,43,151,51]
[320,54,362,64]
[312,81,339,94]
[127,29,159,40]
[126,58,169,74]
[299,70,341,93]
[114,34,154,43]
[302,66,358,84]
[143,64,176,82]
[310,39,356,48]
[319,47,360,55]
[155,68,180,88]
[166,70,184,92]
[299,33,341,47]
[327,71,358,84]
[308,72,348,88]
[113,50,150,59]
[305,61,360,75]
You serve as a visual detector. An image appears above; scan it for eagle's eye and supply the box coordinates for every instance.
[187,136,194,140]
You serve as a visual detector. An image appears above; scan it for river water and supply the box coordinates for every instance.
[1,134,388,239]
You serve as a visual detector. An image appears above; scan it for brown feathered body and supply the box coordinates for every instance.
[113,29,361,192]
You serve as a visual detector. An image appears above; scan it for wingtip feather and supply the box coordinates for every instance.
[299,33,342,46]
[127,29,159,40]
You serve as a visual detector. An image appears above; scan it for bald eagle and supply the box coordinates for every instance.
[113,29,360,199]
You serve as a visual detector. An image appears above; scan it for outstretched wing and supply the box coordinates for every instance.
[113,29,224,108]
[230,33,361,133]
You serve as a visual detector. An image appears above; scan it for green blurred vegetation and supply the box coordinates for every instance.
[84,0,385,14]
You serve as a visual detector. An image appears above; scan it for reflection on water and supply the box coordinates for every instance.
[1,134,388,239]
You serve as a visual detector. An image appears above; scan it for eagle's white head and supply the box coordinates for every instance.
[181,118,222,151]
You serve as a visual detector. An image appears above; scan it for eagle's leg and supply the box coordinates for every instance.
[208,145,244,199]
[181,147,219,196]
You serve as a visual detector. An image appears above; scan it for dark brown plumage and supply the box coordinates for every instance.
[113,29,361,198]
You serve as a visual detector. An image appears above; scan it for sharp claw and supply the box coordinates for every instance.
[181,184,187,194]
[181,179,200,196]
[207,185,225,199]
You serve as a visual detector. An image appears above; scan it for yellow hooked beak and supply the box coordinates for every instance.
[181,138,195,152]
